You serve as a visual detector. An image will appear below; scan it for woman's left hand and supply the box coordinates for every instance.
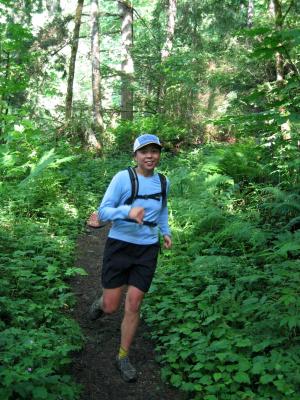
[163,235,172,249]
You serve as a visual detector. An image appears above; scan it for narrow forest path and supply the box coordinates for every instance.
[71,226,185,400]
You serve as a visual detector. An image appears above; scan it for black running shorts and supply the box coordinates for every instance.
[101,238,160,293]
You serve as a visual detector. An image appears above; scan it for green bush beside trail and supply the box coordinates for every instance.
[143,143,300,400]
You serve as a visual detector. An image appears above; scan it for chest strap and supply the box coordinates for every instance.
[134,193,162,201]
[123,218,157,227]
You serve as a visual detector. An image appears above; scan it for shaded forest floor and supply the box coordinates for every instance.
[71,225,185,400]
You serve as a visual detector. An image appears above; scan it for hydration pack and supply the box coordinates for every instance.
[124,166,167,208]
[123,167,167,227]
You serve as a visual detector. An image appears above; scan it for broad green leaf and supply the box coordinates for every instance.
[32,386,48,399]
[260,374,274,384]
[200,375,213,385]
[235,338,252,348]
[170,373,182,387]
[213,372,223,381]
[238,358,252,372]
[252,361,266,374]
[233,372,250,384]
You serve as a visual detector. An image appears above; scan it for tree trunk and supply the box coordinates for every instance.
[247,0,254,28]
[46,0,61,16]
[119,0,134,121]
[269,0,284,81]
[0,51,10,133]
[161,0,177,60]
[65,0,84,120]
[91,0,104,139]
[157,0,177,113]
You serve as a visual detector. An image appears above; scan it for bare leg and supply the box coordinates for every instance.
[101,287,124,314]
[120,285,145,351]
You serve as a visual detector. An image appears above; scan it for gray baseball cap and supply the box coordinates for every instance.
[133,134,162,152]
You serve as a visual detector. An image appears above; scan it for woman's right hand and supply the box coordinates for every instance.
[87,211,101,227]
[128,207,145,224]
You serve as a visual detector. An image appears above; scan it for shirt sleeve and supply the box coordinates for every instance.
[98,172,131,222]
[157,178,171,236]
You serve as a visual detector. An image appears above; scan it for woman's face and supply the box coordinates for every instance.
[134,144,161,175]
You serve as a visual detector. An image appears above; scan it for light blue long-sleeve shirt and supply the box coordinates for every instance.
[98,169,171,245]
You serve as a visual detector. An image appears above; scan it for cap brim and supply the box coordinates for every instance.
[134,142,162,152]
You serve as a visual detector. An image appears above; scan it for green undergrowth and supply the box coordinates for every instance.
[143,143,300,400]
[2,128,300,399]
[0,134,130,399]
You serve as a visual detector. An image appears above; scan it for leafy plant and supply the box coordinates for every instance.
[143,147,300,399]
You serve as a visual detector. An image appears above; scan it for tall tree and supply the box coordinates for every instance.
[46,0,61,17]
[119,0,134,121]
[157,0,177,113]
[161,0,177,60]
[65,0,84,120]
[247,0,254,28]
[91,0,104,137]
[269,0,284,81]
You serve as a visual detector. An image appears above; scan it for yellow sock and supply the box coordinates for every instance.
[118,346,128,360]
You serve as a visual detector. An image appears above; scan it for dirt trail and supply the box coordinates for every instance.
[71,226,185,400]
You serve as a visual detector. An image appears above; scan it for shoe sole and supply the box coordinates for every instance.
[89,309,104,321]
[89,314,103,321]
[89,297,104,321]
[115,361,137,383]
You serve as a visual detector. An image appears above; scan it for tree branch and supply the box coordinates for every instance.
[102,107,156,114]
[282,0,295,24]
[132,7,160,49]
[102,30,120,35]
[282,45,300,82]
[102,12,121,18]
[50,40,70,56]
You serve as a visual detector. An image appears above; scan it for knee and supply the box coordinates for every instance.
[125,295,142,314]
[102,298,119,314]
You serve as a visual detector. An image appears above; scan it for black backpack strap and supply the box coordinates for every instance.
[136,193,161,201]
[124,218,157,227]
[124,166,139,205]
[158,173,167,208]
[124,167,167,207]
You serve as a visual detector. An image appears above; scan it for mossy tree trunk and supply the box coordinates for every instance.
[161,0,177,60]
[91,0,104,146]
[119,0,134,121]
[269,0,284,82]
[65,0,84,121]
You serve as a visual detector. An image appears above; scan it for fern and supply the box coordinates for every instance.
[284,216,300,231]
[272,200,300,215]
[194,208,227,234]
[214,219,269,250]
[273,231,300,258]
[19,149,77,187]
